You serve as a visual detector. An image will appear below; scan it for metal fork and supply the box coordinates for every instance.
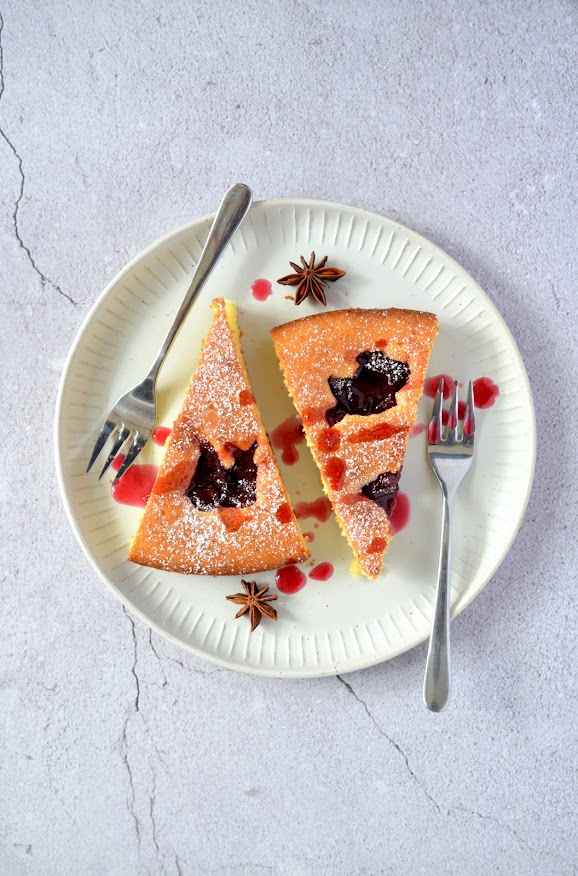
[86,183,253,483]
[423,378,476,712]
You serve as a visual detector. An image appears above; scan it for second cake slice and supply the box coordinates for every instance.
[271,308,438,578]
[130,297,310,575]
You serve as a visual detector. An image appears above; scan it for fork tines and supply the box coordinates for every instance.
[428,378,475,445]
[86,420,144,483]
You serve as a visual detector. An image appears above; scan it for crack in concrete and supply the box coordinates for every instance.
[336,675,442,814]
[0,12,77,306]
[549,281,561,311]
[122,607,175,865]
[149,769,164,871]
[196,866,273,874]
[121,718,142,852]
[121,606,143,853]
[147,628,224,677]
[13,843,32,855]
[452,805,562,864]
[148,629,168,687]
[336,675,563,863]
[124,607,141,712]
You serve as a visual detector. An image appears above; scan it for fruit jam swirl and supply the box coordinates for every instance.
[326,350,410,426]
[186,440,258,511]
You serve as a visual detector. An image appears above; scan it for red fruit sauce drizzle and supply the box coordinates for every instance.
[424,374,500,409]
[428,417,441,445]
[111,455,158,508]
[303,531,315,542]
[390,491,410,534]
[324,457,346,490]
[473,377,500,408]
[251,279,273,301]
[309,562,334,581]
[293,497,333,522]
[276,565,307,594]
[270,415,305,465]
[423,374,454,399]
[464,404,475,437]
[152,426,172,446]
[411,423,427,437]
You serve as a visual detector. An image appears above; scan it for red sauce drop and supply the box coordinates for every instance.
[301,406,323,427]
[317,428,341,452]
[411,423,427,437]
[423,374,454,399]
[218,507,246,532]
[111,455,158,507]
[390,491,410,534]
[324,457,346,490]
[251,278,273,301]
[375,338,388,349]
[294,497,332,522]
[239,389,255,406]
[270,415,305,465]
[425,376,499,411]
[429,402,466,439]
[276,565,307,594]
[275,502,293,524]
[464,405,475,436]
[447,393,458,429]
[349,422,403,443]
[428,418,441,444]
[303,531,315,542]
[368,537,387,554]
[152,426,172,446]
[473,377,500,408]
[309,562,334,581]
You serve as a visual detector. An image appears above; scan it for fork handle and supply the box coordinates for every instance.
[423,489,454,712]
[147,183,253,379]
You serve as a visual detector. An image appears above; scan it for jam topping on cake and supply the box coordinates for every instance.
[361,469,402,517]
[129,298,309,576]
[326,350,410,426]
[271,307,438,578]
[186,440,258,511]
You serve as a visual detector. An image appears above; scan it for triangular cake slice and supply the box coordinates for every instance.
[271,308,438,579]
[130,298,310,575]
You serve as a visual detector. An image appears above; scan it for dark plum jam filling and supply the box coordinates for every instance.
[186,440,258,511]
[361,469,402,517]
[326,351,410,426]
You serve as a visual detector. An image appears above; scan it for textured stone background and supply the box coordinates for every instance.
[1,1,576,874]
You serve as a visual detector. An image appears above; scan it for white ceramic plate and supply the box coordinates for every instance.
[55,199,535,677]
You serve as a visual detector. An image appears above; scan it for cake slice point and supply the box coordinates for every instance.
[130,298,310,575]
[271,308,438,579]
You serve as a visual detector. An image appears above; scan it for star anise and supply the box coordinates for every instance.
[277,251,346,306]
[226,579,278,632]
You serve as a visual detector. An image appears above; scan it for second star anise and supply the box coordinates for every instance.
[277,251,346,306]
[226,579,278,632]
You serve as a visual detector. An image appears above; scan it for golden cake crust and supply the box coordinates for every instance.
[129,298,310,575]
[271,307,438,578]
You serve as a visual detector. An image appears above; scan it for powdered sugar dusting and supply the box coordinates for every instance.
[272,307,438,578]
[130,298,309,574]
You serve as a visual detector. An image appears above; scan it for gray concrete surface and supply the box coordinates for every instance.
[1,1,576,873]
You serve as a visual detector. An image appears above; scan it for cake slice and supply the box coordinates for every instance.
[130,298,309,575]
[271,308,438,579]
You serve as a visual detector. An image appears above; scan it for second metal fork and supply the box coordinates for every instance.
[86,182,253,483]
[423,378,476,712]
